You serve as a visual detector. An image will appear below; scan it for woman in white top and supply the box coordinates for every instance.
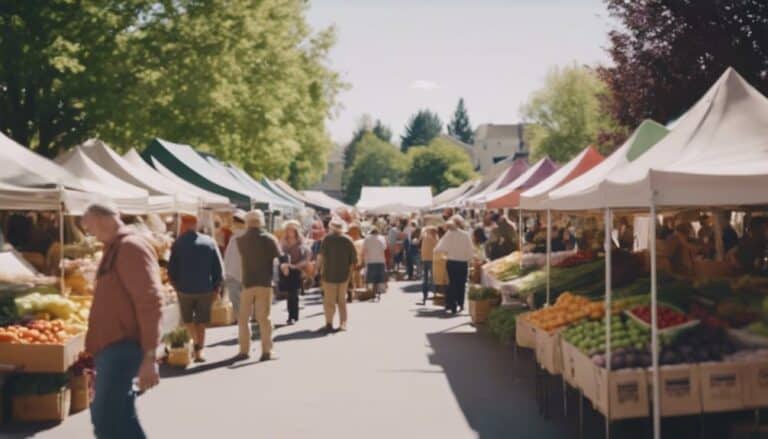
[434,215,474,314]
[362,227,388,299]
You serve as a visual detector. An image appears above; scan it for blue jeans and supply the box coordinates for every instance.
[91,340,145,439]
[422,261,433,301]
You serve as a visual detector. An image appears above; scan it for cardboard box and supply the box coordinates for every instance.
[0,332,84,373]
[515,313,536,349]
[699,361,744,413]
[535,328,562,375]
[593,368,649,420]
[69,374,91,414]
[741,360,768,409]
[560,340,578,387]
[167,344,192,368]
[210,299,234,326]
[469,299,492,325]
[647,364,702,416]
[13,389,71,423]
[573,346,597,402]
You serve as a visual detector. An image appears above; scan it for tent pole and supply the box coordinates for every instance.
[58,185,65,294]
[604,207,612,438]
[650,204,661,439]
[546,209,551,305]
[518,208,523,256]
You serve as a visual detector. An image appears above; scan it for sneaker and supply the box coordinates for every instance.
[286,319,295,326]
[260,352,278,361]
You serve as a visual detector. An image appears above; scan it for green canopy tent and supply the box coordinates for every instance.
[142,138,253,209]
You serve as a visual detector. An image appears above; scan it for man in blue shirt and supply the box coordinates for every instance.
[168,216,223,362]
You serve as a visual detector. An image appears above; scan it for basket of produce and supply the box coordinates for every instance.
[0,320,86,372]
[468,286,498,325]
[164,327,192,368]
[355,288,376,301]
[625,303,699,337]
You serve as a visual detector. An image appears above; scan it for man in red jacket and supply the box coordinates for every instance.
[83,203,162,439]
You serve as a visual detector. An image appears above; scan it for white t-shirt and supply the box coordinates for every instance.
[224,229,246,281]
[362,235,387,264]
[434,229,474,262]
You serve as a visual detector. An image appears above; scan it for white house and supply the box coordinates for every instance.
[472,123,528,173]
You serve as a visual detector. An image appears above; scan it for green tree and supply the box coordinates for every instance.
[343,133,407,203]
[400,109,442,152]
[343,116,392,170]
[0,0,343,188]
[372,119,392,143]
[405,138,475,194]
[446,98,474,144]
[520,64,626,162]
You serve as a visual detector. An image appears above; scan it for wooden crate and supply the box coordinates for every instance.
[0,332,84,373]
[13,389,71,423]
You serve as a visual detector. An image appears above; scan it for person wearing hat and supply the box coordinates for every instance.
[434,215,474,314]
[236,210,282,361]
[223,210,247,318]
[278,220,309,325]
[420,226,439,304]
[168,215,223,362]
[317,217,358,332]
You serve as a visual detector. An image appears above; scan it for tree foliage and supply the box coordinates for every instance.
[405,138,475,195]
[343,116,392,171]
[372,119,392,143]
[0,0,343,188]
[599,0,768,130]
[520,64,626,162]
[343,133,407,203]
[400,109,442,152]
[447,98,474,144]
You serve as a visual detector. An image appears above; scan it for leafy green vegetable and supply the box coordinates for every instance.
[468,286,498,301]
[488,308,520,344]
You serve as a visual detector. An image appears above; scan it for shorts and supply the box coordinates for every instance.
[178,292,215,324]
[366,263,386,284]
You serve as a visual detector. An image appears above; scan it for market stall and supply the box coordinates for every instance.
[356,186,433,214]
[469,156,558,209]
[514,67,768,439]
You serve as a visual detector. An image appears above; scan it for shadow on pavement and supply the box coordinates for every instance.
[273,329,329,342]
[400,283,423,293]
[426,331,572,439]
[159,356,239,378]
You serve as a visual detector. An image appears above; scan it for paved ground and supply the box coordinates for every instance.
[1,281,741,438]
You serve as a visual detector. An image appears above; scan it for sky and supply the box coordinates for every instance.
[306,0,616,147]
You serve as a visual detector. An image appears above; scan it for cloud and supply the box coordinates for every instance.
[410,80,439,90]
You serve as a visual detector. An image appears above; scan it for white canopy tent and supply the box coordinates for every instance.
[356,186,433,214]
[123,149,231,211]
[548,68,768,210]
[76,139,201,214]
[57,147,170,214]
[544,120,669,210]
[432,179,480,209]
[0,182,96,215]
[0,132,85,191]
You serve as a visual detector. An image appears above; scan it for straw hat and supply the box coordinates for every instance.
[282,219,302,232]
[329,216,347,233]
[245,210,265,228]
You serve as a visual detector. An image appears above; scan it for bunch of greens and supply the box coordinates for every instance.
[468,286,498,301]
[163,327,191,349]
[488,308,520,344]
[0,295,19,326]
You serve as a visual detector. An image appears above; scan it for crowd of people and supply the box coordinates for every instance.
[7,200,764,439]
